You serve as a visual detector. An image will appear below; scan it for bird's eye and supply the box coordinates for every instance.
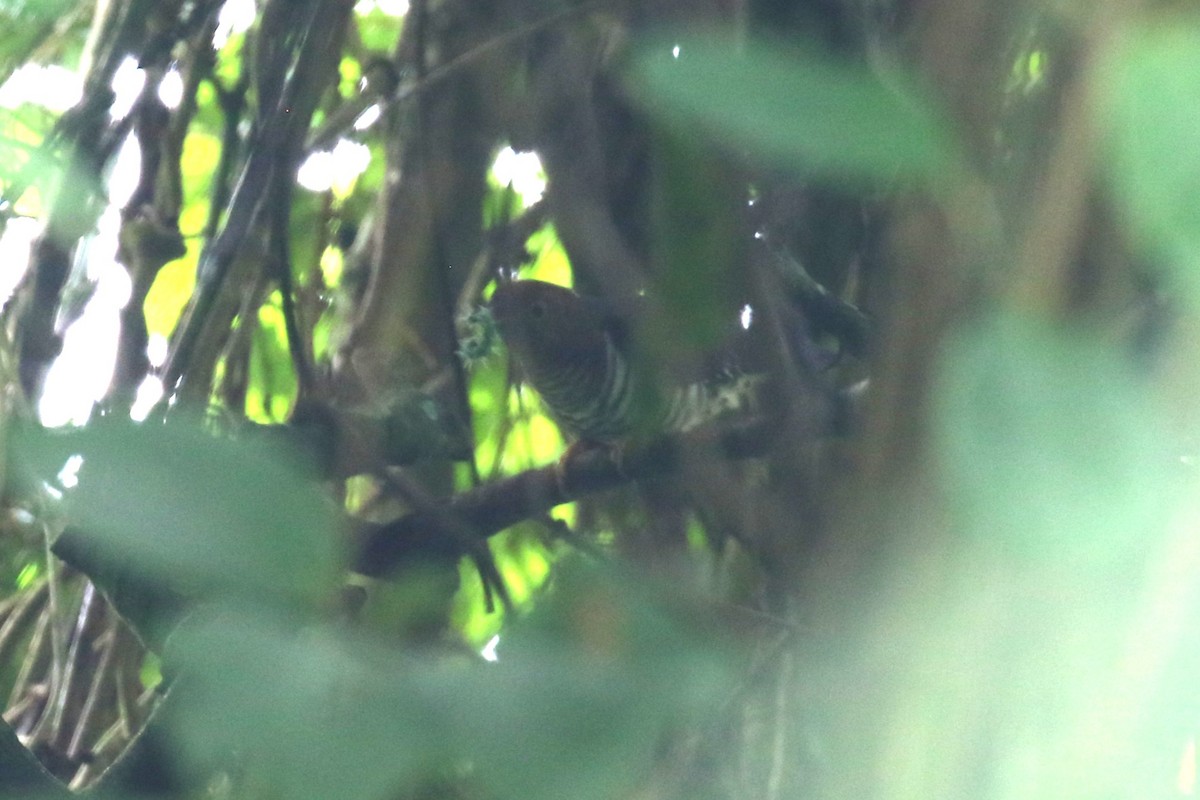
[529,301,547,319]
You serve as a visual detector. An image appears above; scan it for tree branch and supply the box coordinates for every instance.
[351,414,777,578]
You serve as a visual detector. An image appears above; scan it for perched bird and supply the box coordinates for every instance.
[488,280,758,442]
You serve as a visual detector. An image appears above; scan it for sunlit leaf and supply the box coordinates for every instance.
[492,524,553,603]
[142,129,221,339]
[338,55,363,97]
[180,130,221,195]
[524,223,572,287]
[318,243,343,287]
[356,5,405,52]
[246,293,298,423]
[143,250,196,338]
[628,34,957,184]
[450,523,555,647]
[466,351,509,475]
[212,27,247,87]
[502,389,565,470]
[14,561,38,589]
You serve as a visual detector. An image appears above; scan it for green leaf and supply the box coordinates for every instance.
[15,419,338,633]
[166,563,738,800]
[355,4,405,53]
[474,561,738,800]
[0,716,69,798]
[1100,22,1200,311]
[247,294,299,423]
[0,0,79,86]
[933,312,1178,566]
[169,604,443,800]
[627,34,957,185]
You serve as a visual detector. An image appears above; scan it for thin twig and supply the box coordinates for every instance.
[39,522,66,735]
[379,467,514,614]
[7,605,50,711]
[157,0,334,400]
[43,579,102,749]
[66,614,118,762]
[0,578,48,666]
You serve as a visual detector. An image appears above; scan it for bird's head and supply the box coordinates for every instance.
[489,280,612,372]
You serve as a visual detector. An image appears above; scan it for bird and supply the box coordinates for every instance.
[487,280,760,444]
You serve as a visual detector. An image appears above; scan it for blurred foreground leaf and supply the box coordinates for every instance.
[0,0,78,86]
[167,562,738,800]
[651,128,745,348]
[628,34,957,185]
[1101,22,1200,312]
[14,419,339,645]
[934,312,1177,566]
